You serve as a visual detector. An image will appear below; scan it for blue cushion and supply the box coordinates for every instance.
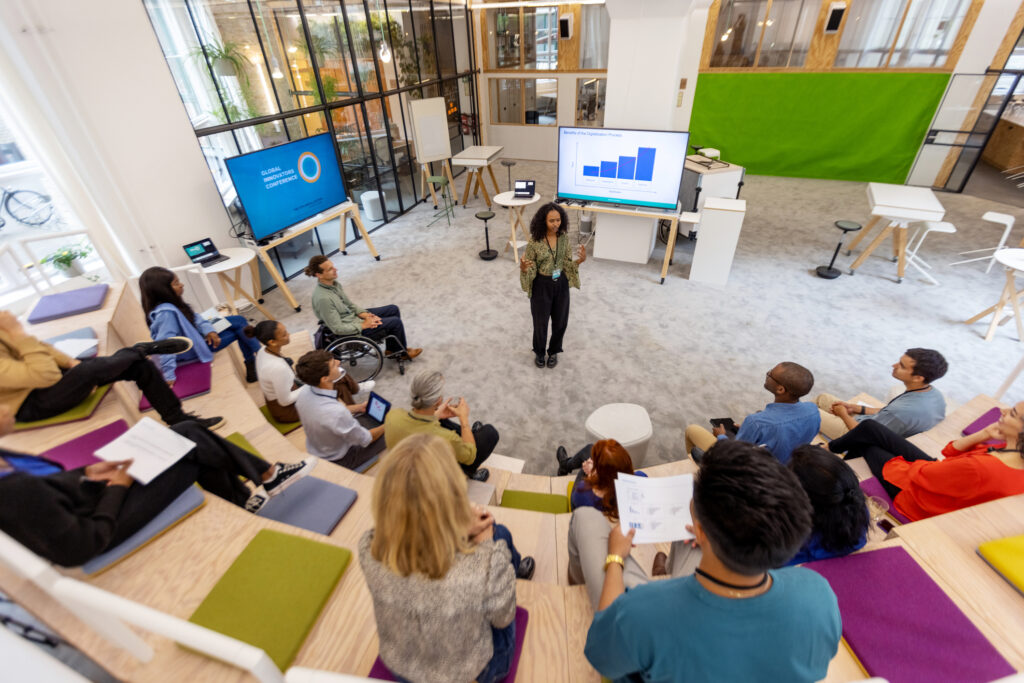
[27,283,109,324]
[257,476,357,536]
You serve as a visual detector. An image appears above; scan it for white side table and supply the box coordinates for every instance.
[492,191,541,264]
[965,248,1024,342]
[204,247,275,320]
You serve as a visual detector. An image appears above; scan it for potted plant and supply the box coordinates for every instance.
[191,38,251,82]
[40,243,93,277]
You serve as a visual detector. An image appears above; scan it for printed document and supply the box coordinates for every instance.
[614,473,695,544]
[94,417,196,484]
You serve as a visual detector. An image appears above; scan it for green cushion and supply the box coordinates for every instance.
[259,405,301,435]
[14,384,112,431]
[426,175,448,186]
[226,432,261,457]
[188,529,350,670]
[500,489,570,514]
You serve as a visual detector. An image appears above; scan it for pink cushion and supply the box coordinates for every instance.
[806,546,1014,683]
[369,607,528,682]
[27,283,109,324]
[859,477,911,525]
[140,362,211,411]
[38,420,128,470]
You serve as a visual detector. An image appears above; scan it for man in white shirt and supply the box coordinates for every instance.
[294,350,387,471]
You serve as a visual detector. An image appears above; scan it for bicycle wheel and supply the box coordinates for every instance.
[325,337,383,383]
[6,190,54,226]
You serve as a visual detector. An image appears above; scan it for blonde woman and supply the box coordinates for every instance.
[359,434,535,683]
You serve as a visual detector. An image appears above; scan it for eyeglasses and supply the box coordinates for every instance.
[766,370,788,393]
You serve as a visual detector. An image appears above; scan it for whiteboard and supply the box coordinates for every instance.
[409,97,452,163]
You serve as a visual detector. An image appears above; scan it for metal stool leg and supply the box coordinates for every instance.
[480,219,498,260]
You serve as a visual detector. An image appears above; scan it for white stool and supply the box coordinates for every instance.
[964,248,1024,342]
[584,403,653,467]
[361,191,384,222]
[950,211,1016,274]
[905,220,957,285]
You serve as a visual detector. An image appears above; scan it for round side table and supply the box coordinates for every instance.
[204,247,274,320]
[492,191,542,264]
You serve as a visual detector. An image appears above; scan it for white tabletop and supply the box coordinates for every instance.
[204,246,257,273]
[493,191,542,208]
[995,248,1024,271]
[452,145,504,166]
[867,182,945,222]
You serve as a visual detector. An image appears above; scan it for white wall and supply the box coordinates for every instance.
[479,74,581,162]
[957,0,1021,73]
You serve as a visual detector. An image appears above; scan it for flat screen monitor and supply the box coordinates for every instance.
[556,127,689,210]
[224,132,347,241]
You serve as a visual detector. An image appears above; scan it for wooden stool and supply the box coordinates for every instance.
[965,248,1024,342]
[817,220,862,279]
[475,210,497,261]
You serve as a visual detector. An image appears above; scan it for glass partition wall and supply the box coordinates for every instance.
[144,0,478,289]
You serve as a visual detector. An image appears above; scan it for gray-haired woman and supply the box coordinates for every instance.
[382,370,500,482]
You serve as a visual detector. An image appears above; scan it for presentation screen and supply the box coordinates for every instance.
[557,127,689,210]
[225,133,347,241]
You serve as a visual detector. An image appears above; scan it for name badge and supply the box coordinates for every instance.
[551,268,562,280]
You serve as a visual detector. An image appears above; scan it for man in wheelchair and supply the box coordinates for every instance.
[306,255,422,363]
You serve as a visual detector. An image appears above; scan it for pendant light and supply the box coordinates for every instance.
[376,0,392,63]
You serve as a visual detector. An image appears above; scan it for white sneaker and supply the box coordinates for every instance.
[245,489,268,513]
[357,380,376,395]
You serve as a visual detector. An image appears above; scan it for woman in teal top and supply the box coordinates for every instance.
[519,202,585,368]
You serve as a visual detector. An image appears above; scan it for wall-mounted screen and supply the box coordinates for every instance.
[557,127,689,210]
[224,133,347,241]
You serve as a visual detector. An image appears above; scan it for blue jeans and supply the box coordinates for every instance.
[476,619,516,683]
[491,523,522,573]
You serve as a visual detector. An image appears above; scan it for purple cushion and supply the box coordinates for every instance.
[963,407,1000,435]
[27,283,109,324]
[859,477,911,525]
[369,607,529,682]
[38,420,128,470]
[139,362,212,411]
[805,546,1014,683]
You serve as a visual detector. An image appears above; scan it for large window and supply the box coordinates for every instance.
[484,6,558,70]
[489,78,556,125]
[144,0,479,287]
[575,78,605,127]
[710,0,816,68]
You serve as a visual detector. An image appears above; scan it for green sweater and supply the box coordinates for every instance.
[312,281,367,337]
[519,233,581,298]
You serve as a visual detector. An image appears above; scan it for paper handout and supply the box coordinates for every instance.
[53,338,98,358]
[93,417,197,484]
[614,473,695,544]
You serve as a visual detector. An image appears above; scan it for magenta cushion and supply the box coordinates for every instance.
[27,283,109,324]
[806,546,1014,683]
[369,607,528,682]
[37,419,129,470]
[859,477,911,525]
[963,407,1000,435]
[139,361,212,411]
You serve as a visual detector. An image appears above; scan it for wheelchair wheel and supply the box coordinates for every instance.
[324,337,383,383]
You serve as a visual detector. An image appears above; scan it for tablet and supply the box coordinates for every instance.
[367,392,391,424]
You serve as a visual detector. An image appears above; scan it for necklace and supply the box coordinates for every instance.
[694,568,770,597]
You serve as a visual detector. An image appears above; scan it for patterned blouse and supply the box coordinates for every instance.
[519,233,581,298]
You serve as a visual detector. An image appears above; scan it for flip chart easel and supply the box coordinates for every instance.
[409,97,456,209]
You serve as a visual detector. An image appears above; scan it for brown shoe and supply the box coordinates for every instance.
[652,551,668,577]
[404,348,422,360]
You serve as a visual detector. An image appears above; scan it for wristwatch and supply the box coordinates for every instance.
[604,554,624,571]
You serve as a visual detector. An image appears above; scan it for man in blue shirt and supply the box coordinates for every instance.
[685,362,820,464]
[584,440,841,682]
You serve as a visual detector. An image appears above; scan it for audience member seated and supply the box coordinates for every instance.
[0,310,221,430]
[139,267,262,384]
[246,321,372,423]
[583,440,840,682]
[304,254,421,362]
[685,362,819,464]
[294,350,386,471]
[359,433,535,683]
[816,348,947,439]
[564,440,647,512]
[786,445,868,565]
[0,404,314,566]
[384,370,498,482]
[827,403,1024,522]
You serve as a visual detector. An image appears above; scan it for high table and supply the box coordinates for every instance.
[965,247,1024,342]
[492,191,541,264]
[451,145,503,209]
[846,183,946,282]
[203,247,274,320]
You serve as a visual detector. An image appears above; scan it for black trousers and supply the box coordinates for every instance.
[828,420,936,499]
[16,348,188,425]
[440,418,500,475]
[105,421,271,548]
[362,304,408,353]
[530,274,570,357]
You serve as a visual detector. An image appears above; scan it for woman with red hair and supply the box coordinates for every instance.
[568,440,646,515]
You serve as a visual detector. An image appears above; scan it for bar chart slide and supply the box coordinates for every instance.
[582,147,656,182]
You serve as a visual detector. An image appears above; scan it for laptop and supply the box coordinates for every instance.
[513,180,536,199]
[364,391,392,427]
[183,238,230,268]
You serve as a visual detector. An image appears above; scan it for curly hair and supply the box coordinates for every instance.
[584,440,635,521]
[139,267,198,331]
[789,445,869,556]
[528,202,569,242]
[304,254,329,278]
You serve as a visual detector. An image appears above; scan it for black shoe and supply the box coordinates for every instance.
[535,354,546,368]
[472,421,483,432]
[690,446,705,464]
[187,413,224,431]
[556,445,572,476]
[263,458,317,496]
[244,358,258,383]
[546,354,558,368]
[516,556,536,580]
[470,468,490,482]
[134,337,193,356]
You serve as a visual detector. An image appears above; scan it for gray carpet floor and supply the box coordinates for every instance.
[257,162,1024,474]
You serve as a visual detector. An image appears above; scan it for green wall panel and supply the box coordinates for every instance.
[689,73,950,183]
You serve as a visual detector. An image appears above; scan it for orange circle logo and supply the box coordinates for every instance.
[298,152,321,183]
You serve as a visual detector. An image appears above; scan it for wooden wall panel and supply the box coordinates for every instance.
[805,0,855,69]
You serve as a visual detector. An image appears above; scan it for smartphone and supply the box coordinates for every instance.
[709,417,738,434]
[877,519,895,534]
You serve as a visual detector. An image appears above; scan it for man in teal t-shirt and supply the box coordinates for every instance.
[584,440,841,682]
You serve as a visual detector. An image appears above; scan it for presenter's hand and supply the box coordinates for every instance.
[519,258,534,273]
[608,525,636,558]
[576,244,587,264]
[205,331,220,348]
